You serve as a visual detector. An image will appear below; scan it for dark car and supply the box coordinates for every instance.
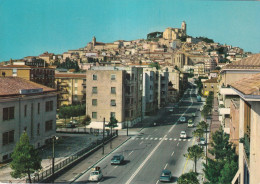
[66,123,76,128]
[160,169,172,182]
[111,155,124,165]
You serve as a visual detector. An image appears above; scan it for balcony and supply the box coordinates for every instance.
[219,87,237,95]
[59,83,68,87]
[60,90,69,94]
[243,133,250,167]
[219,107,230,115]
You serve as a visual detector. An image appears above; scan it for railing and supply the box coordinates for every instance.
[28,133,118,183]
[244,134,250,165]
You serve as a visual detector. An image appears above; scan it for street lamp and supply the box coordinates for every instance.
[52,136,58,176]
[102,118,105,155]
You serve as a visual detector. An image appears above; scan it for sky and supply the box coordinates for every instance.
[0,0,259,61]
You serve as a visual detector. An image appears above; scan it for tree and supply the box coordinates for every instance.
[218,159,238,183]
[82,115,91,126]
[203,158,224,183]
[198,121,209,132]
[107,116,118,148]
[177,172,199,184]
[149,62,160,70]
[184,145,204,173]
[10,132,42,183]
[192,128,204,139]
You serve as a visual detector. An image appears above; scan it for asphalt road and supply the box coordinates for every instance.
[73,86,202,184]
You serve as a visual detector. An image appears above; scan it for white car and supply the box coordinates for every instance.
[180,131,187,139]
[199,137,206,145]
[169,108,173,112]
[89,167,103,182]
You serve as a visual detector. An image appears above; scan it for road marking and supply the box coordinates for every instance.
[171,151,174,156]
[169,138,172,141]
[188,139,191,142]
[150,138,153,140]
[146,138,148,140]
[140,141,143,145]
[154,138,158,140]
[164,163,168,169]
[183,139,186,141]
[115,166,118,168]
[159,138,162,140]
[174,138,177,141]
[164,138,168,140]
[179,139,182,141]
[141,137,144,140]
[156,180,159,184]
[129,151,133,156]
[177,142,179,146]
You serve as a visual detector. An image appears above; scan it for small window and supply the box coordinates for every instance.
[24,105,27,117]
[111,87,116,94]
[92,112,97,119]
[111,74,116,80]
[92,99,97,106]
[204,85,207,88]
[211,85,214,88]
[111,100,116,106]
[3,107,15,121]
[93,74,97,80]
[110,112,115,118]
[37,123,40,136]
[92,87,97,94]
[38,103,40,114]
[45,120,53,132]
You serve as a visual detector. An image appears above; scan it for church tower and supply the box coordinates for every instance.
[181,21,187,34]
[92,36,96,46]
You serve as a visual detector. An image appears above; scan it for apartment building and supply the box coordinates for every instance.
[86,66,143,129]
[230,74,260,184]
[0,65,55,88]
[218,54,260,134]
[0,77,57,163]
[193,62,206,77]
[55,73,86,108]
[202,78,218,97]
[158,68,169,108]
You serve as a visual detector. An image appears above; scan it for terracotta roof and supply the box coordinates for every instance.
[222,54,260,70]
[203,78,218,83]
[0,77,56,96]
[231,73,260,95]
[55,73,86,78]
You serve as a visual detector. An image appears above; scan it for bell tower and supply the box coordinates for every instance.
[92,36,96,46]
[181,21,187,34]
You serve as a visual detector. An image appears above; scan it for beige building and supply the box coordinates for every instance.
[163,21,187,40]
[0,77,57,163]
[194,62,206,77]
[202,78,218,97]
[55,73,86,108]
[86,66,143,129]
[231,74,260,184]
[229,98,240,154]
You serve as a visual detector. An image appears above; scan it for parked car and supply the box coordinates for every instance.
[70,119,79,125]
[159,169,172,182]
[192,112,196,117]
[169,108,173,112]
[89,167,103,182]
[111,154,124,165]
[179,117,186,123]
[180,131,187,139]
[199,137,206,145]
[66,123,76,128]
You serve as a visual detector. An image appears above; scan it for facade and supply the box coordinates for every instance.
[163,21,187,40]
[193,62,206,77]
[0,77,57,163]
[229,98,240,154]
[230,73,260,184]
[158,68,169,108]
[86,66,143,129]
[202,78,218,97]
[0,65,55,88]
[55,73,86,108]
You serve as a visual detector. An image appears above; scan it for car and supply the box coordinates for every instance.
[199,137,206,145]
[169,108,173,112]
[89,167,103,182]
[188,119,194,127]
[192,112,196,117]
[180,131,187,139]
[111,154,124,165]
[179,117,186,123]
[66,123,76,128]
[159,169,172,182]
[70,119,79,125]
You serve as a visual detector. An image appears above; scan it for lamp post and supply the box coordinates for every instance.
[127,121,129,136]
[102,118,105,155]
[52,136,58,177]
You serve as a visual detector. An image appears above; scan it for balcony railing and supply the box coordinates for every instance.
[244,133,250,165]
[219,87,237,95]
[219,107,230,115]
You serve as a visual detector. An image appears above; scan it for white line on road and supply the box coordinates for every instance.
[171,151,175,156]
[179,139,182,141]
[164,138,168,140]
[174,138,177,141]
[156,180,159,184]
[164,163,168,169]
[183,139,186,141]
[115,166,118,169]
[177,142,179,146]
[169,138,172,141]
[141,137,144,140]
[129,151,133,156]
[146,138,148,140]
[154,138,158,140]
[159,138,162,140]
[140,141,143,145]
[150,138,153,140]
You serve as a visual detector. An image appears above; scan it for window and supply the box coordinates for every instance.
[38,103,40,114]
[92,99,97,106]
[111,100,116,106]
[37,123,40,136]
[93,74,97,80]
[92,87,97,94]
[111,87,116,94]
[2,130,14,146]
[204,85,207,88]
[111,74,116,80]
[12,69,17,76]
[45,101,53,112]
[24,105,27,117]
[110,112,115,118]
[211,85,214,88]
[45,120,53,132]
[92,112,97,119]
[3,107,15,121]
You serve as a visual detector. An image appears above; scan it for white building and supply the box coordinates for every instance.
[0,77,57,163]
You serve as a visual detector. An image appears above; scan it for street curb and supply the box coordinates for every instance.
[69,136,132,183]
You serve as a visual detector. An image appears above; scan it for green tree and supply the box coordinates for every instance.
[203,158,224,183]
[107,116,118,148]
[177,172,199,184]
[149,62,160,70]
[82,115,91,126]
[218,159,238,183]
[184,145,204,173]
[10,132,42,183]
[198,121,209,132]
[192,128,204,139]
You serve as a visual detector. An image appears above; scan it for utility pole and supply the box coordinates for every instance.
[102,118,105,155]
[52,136,55,176]
[127,122,129,136]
